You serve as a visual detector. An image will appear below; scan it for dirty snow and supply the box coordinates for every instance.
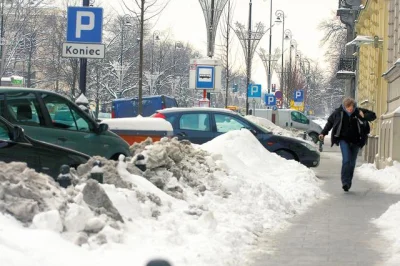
[0,130,324,266]
[357,161,400,265]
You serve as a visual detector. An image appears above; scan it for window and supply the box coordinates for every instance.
[291,111,310,124]
[0,120,10,140]
[0,94,4,117]
[41,93,91,132]
[6,92,43,126]
[179,113,210,131]
[215,114,248,133]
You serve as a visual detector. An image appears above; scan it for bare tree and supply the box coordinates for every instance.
[122,0,170,115]
[216,0,238,107]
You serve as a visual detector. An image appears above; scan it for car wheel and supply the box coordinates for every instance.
[275,149,296,161]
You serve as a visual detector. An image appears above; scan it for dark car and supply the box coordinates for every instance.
[0,88,130,159]
[152,108,320,168]
[0,115,90,179]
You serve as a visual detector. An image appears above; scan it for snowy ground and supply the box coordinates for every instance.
[0,130,325,266]
[357,162,400,264]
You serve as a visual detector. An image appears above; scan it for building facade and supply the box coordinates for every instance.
[378,0,400,168]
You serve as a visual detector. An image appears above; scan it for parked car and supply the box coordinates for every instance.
[0,88,131,159]
[251,108,323,143]
[0,115,89,178]
[152,108,320,168]
[112,95,178,118]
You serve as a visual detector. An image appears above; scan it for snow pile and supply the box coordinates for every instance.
[0,130,324,266]
[356,162,400,264]
[357,162,400,193]
[0,161,128,247]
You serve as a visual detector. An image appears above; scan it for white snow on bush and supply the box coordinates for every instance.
[0,130,324,266]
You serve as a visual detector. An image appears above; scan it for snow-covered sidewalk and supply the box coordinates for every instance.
[357,162,400,265]
[0,130,325,266]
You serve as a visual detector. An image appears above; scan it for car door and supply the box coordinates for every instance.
[0,117,41,172]
[175,112,214,144]
[290,111,310,130]
[37,92,103,155]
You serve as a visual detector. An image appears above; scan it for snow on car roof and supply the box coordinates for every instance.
[158,107,236,114]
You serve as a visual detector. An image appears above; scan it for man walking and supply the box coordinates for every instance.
[319,97,376,192]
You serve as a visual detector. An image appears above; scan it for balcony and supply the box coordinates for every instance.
[336,57,357,79]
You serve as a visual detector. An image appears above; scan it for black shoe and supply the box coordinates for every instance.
[342,184,349,192]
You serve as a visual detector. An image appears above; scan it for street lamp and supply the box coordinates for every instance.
[118,14,133,97]
[172,41,183,96]
[151,31,160,75]
[275,10,285,97]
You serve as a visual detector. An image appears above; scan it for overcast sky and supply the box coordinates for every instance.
[88,0,339,91]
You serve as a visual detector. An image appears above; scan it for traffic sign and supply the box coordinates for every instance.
[247,84,262,98]
[275,91,283,98]
[272,84,276,92]
[294,90,304,102]
[265,94,276,106]
[62,43,105,59]
[196,66,214,89]
[67,7,103,43]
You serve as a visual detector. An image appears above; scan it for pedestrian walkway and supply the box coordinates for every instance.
[252,142,400,266]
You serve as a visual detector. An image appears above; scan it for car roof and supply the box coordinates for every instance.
[157,107,237,114]
[0,87,61,95]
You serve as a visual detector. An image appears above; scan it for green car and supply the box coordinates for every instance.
[0,88,131,159]
[0,115,90,178]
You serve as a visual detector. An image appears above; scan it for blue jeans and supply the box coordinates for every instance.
[339,140,359,187]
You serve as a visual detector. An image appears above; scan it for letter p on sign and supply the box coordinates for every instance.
[76,11,95,38]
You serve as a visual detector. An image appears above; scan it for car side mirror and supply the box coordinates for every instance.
[250,129,258,136]
[12,126,24,141]
[97,123,109,134]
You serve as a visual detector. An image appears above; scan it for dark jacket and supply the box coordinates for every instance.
[321,106,376,147]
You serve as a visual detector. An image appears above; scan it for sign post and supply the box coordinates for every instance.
[189,58,222,107]
[63,4,104,95]
[247,84,262,113]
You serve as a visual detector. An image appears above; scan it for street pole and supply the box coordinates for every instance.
[275,10,285,105]
[119,20,124,98]
[138,0,145,115]
[246,0,252,115]
[267,0,273,94]
[0,0,4,86]
[79,0,90,95]
[225,0,230,108]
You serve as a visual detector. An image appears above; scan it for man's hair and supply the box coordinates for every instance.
[343,97,356,107]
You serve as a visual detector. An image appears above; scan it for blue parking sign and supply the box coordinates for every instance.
[67,7,103,43]
[247,84,262,98]
[294,90,304,102]
[265,94,276,106]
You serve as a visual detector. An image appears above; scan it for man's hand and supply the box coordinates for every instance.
[319,134,325,141]
[359,110,364,118]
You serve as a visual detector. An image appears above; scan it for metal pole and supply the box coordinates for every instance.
[0,0,4,86]
[246,0,252,115]
[281,13,285,106]
[267,0,273,94]
[225,0,230,108]
[79,0,90,95]
[119,21,124,97]
[289,43,292,107]
[138,0,145,115]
